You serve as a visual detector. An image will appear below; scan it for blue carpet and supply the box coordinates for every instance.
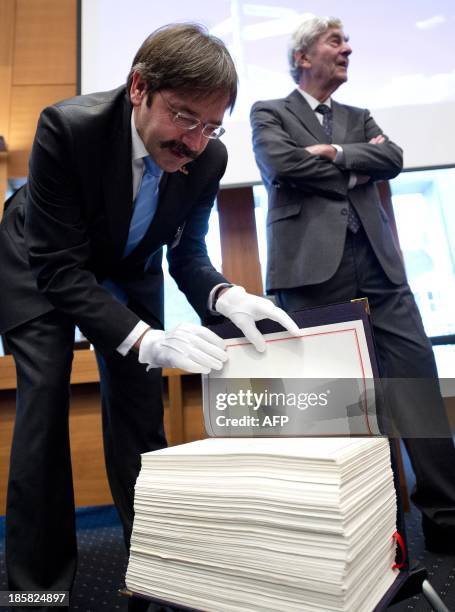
[71,506,127,611]
[0,506,128,611]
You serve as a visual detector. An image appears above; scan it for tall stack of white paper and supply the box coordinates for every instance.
[126,437,398,612]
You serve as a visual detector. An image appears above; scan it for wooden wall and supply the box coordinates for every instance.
[0,0,77,186]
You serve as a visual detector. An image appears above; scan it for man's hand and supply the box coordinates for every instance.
[138,323,227,374]
[369,135,385,145]
[351,136,383,184]
[304,144,337,160]
[356,174,371,185]
[215,286,300,352]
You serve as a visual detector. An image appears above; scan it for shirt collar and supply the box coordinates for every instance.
[130,111,162,176]
[297,87,331,111]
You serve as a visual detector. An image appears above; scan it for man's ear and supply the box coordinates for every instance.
[294,49,311,70]
[130,71,147,106]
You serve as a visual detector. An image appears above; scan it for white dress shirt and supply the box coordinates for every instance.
[115,113,158,355]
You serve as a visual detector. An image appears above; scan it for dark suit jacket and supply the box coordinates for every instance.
[250,89,406,292]
[0,87,227,354]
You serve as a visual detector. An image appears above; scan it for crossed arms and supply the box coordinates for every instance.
[250,101,403,197]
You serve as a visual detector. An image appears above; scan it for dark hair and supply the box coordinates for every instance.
[126,23,237,111]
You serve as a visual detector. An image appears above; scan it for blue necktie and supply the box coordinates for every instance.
[103,156,161,304]
[123,155,161,258]
[315,104,361,233]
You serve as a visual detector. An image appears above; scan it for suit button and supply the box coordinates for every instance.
[341,208,348,215]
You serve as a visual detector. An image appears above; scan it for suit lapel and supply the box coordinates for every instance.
[285,89,330,143]
[331,100,349,144]
[102,91,134,260]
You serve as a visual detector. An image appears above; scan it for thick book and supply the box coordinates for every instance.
[125,437,398,611]
[202,301,385,437]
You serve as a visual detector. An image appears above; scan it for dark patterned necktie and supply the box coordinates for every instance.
[315,104,333,141]
[315,104,360,233]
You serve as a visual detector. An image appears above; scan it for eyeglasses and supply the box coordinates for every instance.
[159,92,225,140]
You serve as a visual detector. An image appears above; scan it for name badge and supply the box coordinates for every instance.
[170,222,186,248]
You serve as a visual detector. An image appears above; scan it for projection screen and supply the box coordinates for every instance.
[80,0,455,186]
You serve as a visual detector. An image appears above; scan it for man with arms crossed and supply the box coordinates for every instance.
[0,23,297,610]
[250,16,455,553]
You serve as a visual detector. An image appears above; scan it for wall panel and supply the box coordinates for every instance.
[13,0,76,85]
[217,187,263,295]
[0,0,15,134]
[0,0,16,208]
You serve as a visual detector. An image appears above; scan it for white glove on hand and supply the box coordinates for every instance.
[215,285,300,352]
[138,323,227,374]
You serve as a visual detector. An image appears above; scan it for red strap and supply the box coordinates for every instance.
[392,531,406,569]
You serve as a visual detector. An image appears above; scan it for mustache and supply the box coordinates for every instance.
[160,140,198,160]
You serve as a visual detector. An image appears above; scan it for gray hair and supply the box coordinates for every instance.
[288,16,343,83]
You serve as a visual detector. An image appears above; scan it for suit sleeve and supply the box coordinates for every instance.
[167,146,228,319]
[250,102,349,199]
[25,105,141,354]
[336,110,403,180]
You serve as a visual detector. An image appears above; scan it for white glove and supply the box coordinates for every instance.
[215,285,300,352]
[138,323,227,374]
